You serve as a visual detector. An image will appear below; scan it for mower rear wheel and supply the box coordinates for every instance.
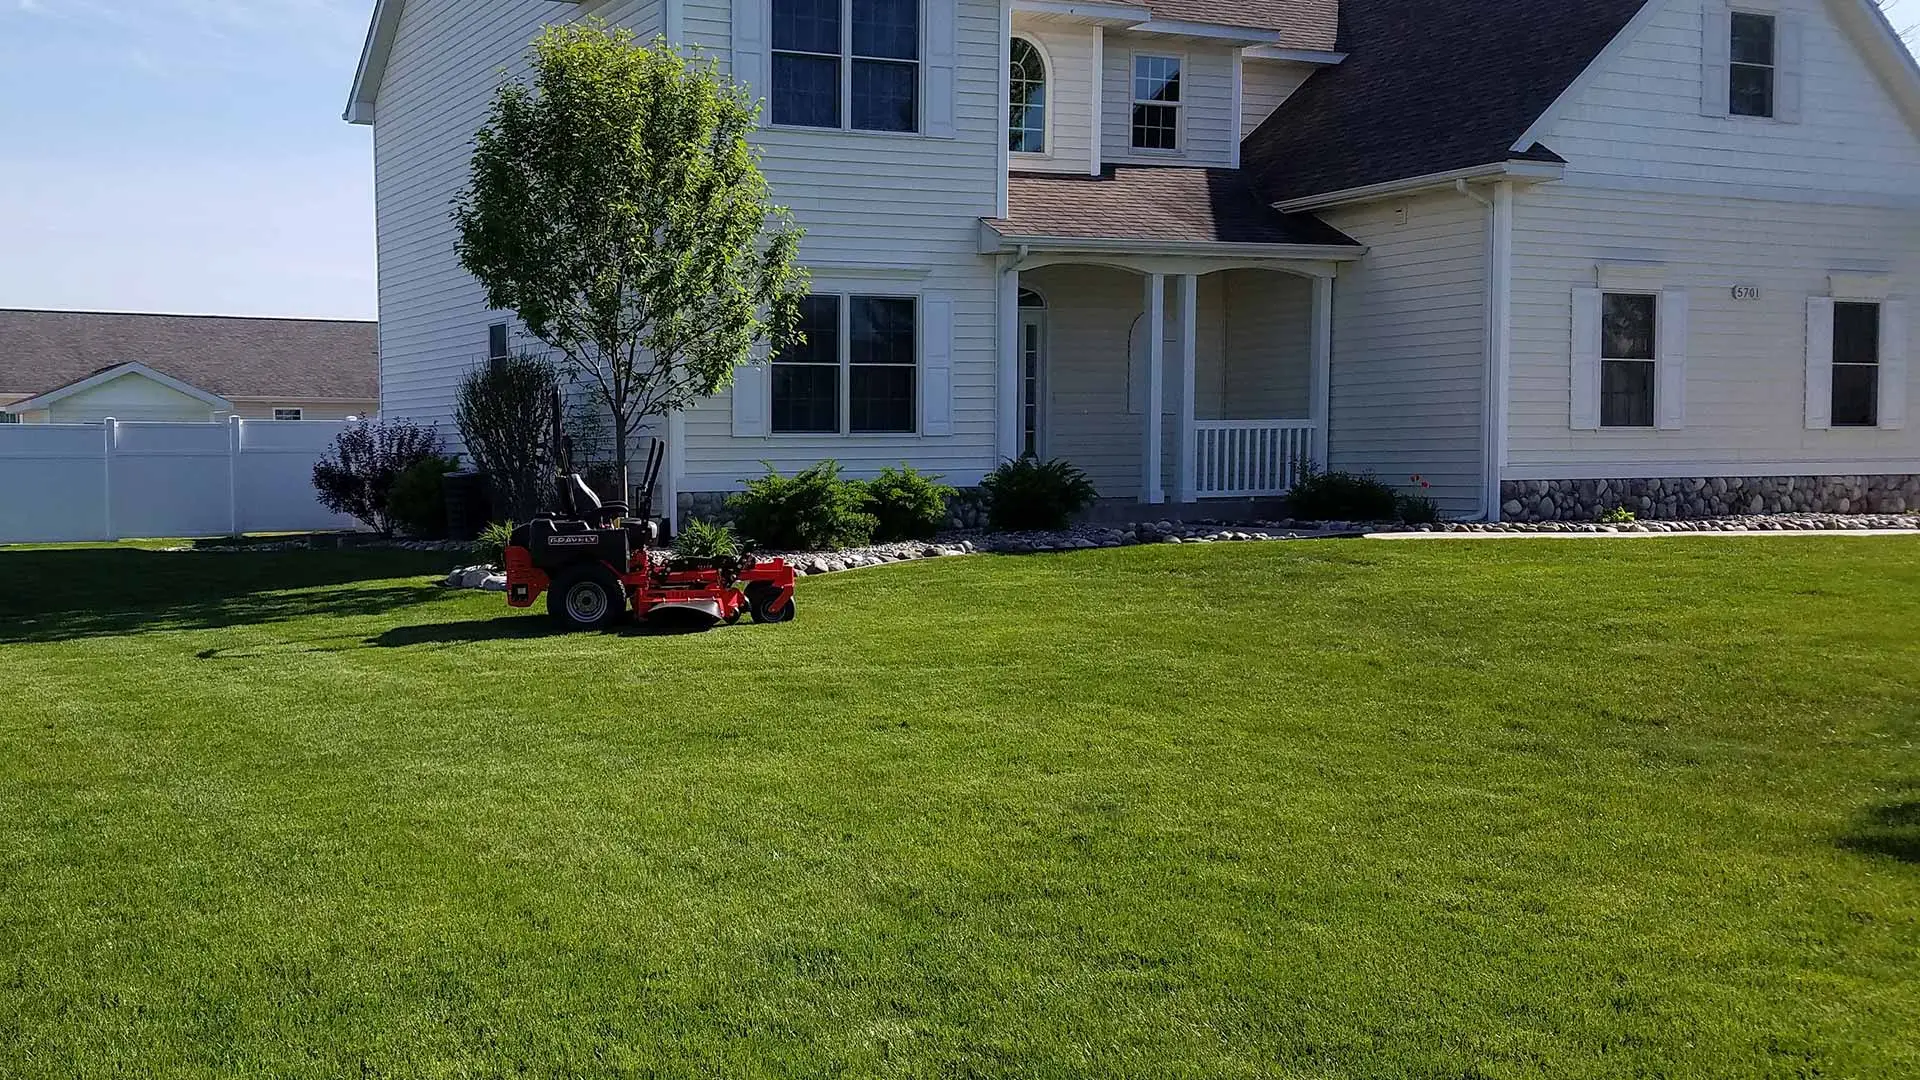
[549,564,626,632]
[746,583,796,625]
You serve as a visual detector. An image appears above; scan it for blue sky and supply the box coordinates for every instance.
[0,1,1916,322]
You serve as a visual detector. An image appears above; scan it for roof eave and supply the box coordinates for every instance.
[1270,160,1567,213]
[8,362,233,414]
[980,222,1366,261]
[345,0,403,126]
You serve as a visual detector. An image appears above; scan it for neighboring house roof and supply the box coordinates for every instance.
[1242,0,1649,205]
[4,362,233,415]
[0,309,379,402]
[988,167,1359,248]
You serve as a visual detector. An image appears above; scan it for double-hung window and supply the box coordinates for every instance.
[771,294,918,434]
[1601,293,1658,428]
[273,408,304,421]
[1831,302,1881,427]
[1131,55,1181,151]
[1729,11,1776,118]
[772,0,920,133]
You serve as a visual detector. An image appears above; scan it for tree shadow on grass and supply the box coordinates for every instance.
[0,548,458,645]
[1837,797,1920,865]
[369,610,723,649]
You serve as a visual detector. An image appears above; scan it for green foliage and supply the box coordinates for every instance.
[388,455,463,539]
[476,521,517,568]
[728,461,877,551]
[673,519,742,563]
[863,465,956,543]
[981,457,1099,531]
[311,419,446,536]
[1600,505,1639,524]
[453,22,808,494]
[1396,473,1443,525]
[455,352,560,522]
[1287,467,1401,522]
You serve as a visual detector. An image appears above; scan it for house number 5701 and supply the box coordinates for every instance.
[1732,285,1762,301]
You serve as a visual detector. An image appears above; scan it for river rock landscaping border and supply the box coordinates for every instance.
[1501,475,1920,522]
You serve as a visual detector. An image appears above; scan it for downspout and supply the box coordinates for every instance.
[1456,179,1512,522]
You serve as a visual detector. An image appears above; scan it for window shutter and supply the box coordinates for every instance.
[1571,287,1602,430]
[1806,296,1834,430]
[732,0,769,110]
[1882,301,1909,431]
[1656,288,1689,430]
[1701,1,1731,117]
[924,0,958,138]
[1776,14,1803,123]
[921,298,954,436]
[732,357,770,437]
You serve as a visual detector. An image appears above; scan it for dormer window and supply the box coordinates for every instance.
[1730,11,1776,118]
[771,0,920,133]
[1131,54,1182,151]
[1009,37,1047,154]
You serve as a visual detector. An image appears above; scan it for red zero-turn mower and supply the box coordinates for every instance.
[503,399,797,632]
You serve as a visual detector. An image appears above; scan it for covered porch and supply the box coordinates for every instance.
[984,167,1362,509]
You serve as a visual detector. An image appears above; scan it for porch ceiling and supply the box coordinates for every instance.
[985,167,1361,257]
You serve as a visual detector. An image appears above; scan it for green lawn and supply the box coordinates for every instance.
[1,539,1916,1079]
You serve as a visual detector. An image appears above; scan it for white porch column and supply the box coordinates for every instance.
[1310,273,1334,470]
[997,266,1022,463]
[1174,274,1199,504]
[1142,273,1166,504]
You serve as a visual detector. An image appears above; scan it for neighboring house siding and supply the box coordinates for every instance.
[1010,18,1099,176]
[1541,0,1920,197]
[675,0,1006,491]
[228,400,378,421]
[1238,59,1313,140]
[1320,191,1489,512]
[371,0,556,433]
[46,378,220,424]
[1101,32,1238,168]
[1507,183,1920,475]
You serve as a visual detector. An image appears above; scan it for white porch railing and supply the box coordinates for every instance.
[1192,420,1315,498]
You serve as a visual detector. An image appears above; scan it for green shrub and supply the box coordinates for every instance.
[1599,505,1638,524]
[864,464,956,542]
[388,455,463,538]
[981,457,1099,531]
[1396,474,1443,525]
[728,461,877,551]
[674,519,741,562]
[1287,468,1400,522]
[476,521,516,568]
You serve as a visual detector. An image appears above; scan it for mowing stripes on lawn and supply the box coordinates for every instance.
[0,540,1916,1078]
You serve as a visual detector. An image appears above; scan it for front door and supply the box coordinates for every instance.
[1019,310,1047,458]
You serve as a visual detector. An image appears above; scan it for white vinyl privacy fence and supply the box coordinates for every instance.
[0,418,364,544]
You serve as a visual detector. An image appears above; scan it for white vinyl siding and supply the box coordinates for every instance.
[1317,192,1490,514]
[1508,183,1920,477]
[1101,32,1237,167]
[43,377,222,424]
[1007,18,1098,174]
[1238,59,1314,139]
[1547,0,1920,197]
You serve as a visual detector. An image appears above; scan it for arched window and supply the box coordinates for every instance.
[1010,38,1048,154]
[1018,288,1047,309]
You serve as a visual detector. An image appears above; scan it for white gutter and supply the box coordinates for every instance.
[1272,160,1564,213]
[1242,46,1347,65]
[1455,179,1514,523]
[980,226,1366,262]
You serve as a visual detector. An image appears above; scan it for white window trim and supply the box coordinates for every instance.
[273,407,305,421]
[769,288,924,438]
[1009,34,1054,161]
[768,0,925,137]
[1574,284,1688,432]
[1128,50,1187,155]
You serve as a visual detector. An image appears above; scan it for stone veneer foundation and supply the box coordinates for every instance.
[1501,474,1920,523]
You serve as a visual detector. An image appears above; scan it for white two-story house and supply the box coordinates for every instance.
[347,0,1920,524]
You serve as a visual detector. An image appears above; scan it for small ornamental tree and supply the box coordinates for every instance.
[312,419,445,536]
[455,350,561,521]
[454,22,808,501]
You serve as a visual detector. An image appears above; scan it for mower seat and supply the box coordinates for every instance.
[556,474,628,524]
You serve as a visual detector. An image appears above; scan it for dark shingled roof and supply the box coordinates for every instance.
[0,309,379,401]
[990,167,1360,248]
[1243,0,1649,204]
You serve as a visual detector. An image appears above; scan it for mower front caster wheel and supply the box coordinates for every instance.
[746,583,796,625]
[549,565,627,632]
